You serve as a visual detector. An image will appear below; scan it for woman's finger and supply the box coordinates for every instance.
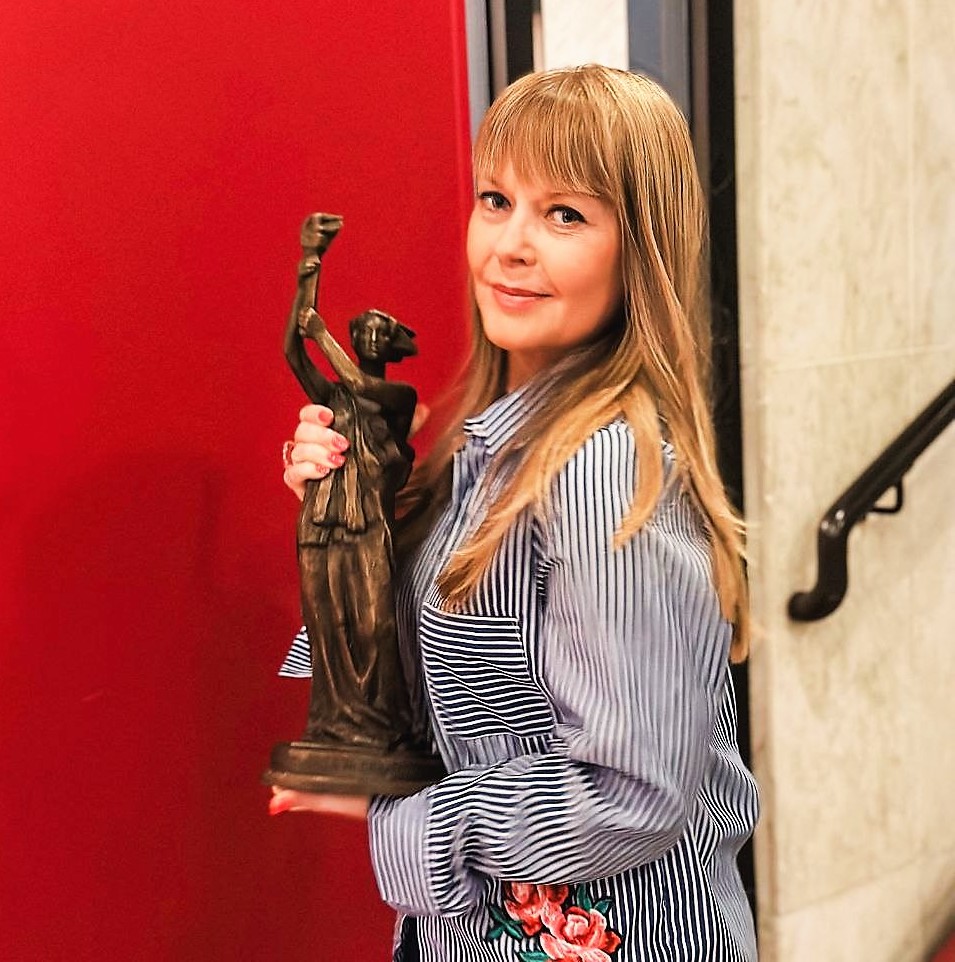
[291,441,347,470]
[294,422,349,452]
[283,461,329,501]
[299,404,335,426]
[269,788,369,820]
[285,460,331,483]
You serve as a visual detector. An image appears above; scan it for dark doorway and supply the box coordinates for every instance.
[696,0,756,915]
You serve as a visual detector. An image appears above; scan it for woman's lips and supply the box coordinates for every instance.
[490,283,551,310]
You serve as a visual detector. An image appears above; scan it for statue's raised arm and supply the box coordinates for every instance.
[284,213,344,405]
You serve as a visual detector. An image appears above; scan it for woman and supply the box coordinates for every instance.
[276,65,759,962]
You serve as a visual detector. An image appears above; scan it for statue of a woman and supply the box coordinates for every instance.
[278,214,433,770]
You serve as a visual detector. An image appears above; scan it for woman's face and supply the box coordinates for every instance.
[352,314,393,362]
[467,161,624,389]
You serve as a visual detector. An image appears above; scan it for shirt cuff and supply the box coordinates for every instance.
[368,786,482,917]
[368,791,439,915]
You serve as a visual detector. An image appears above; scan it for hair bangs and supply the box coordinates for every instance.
[473,72,616,200]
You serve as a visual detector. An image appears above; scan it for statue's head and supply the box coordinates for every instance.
[350,310,417,364]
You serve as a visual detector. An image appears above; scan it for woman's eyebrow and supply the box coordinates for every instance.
[544,190,601,202]
[474,177,598,201]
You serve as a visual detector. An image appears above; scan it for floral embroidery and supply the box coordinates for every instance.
[504,883,570,936]
[486,882,622,961]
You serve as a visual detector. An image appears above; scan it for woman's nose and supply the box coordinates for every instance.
[494,214,535,264]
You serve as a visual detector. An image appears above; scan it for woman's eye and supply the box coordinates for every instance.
[478,190,509,211]
[549,205,586,225]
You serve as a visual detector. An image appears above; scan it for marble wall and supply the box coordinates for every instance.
[734,1,955,959]
[538,0,629,70]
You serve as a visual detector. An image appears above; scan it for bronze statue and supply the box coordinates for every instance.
[264,214,445,796]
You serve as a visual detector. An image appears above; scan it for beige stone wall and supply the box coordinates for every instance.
[537,0,629,70]
[734,1,955,959]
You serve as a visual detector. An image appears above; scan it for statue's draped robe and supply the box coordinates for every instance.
[297,385,415,745]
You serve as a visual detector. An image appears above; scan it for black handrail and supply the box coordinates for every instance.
[788,376,955,621]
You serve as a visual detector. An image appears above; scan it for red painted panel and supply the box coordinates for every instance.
[0,2,472,958]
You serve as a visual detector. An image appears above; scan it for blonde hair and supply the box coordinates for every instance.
[398,65,749,661]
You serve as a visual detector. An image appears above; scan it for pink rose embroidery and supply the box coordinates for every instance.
[504,882,571,937]
[485,881,623,960]
[538,903,622,961]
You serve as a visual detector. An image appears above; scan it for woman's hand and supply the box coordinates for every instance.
[282,404,350,501]
[282,402,430,501]
[269,786,369,820]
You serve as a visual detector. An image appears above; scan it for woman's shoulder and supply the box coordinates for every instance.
[543,417,695,540]
[556,416,676,488]
[544,419,712,574]
[562,416,631,460]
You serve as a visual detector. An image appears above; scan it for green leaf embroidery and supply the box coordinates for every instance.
[517,952,550,962]
[488,904,510,925]
[486,903,526,941]
[594,897,613,915]
[574,882,593,911]
[507,921,526,940]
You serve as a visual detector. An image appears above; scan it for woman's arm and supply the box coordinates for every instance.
[301,307,364,390]
[285,259,332,405]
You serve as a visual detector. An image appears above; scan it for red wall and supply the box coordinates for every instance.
[0,2,472,958]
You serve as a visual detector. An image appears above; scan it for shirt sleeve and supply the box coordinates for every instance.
[368,422,732,916]
[277,626,312,677]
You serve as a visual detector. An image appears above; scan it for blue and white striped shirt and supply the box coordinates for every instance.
[282,383,759,961]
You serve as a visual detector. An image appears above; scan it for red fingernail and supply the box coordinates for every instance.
[269,796,292,816]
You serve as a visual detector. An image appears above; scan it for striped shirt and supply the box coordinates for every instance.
[281,382,759,961]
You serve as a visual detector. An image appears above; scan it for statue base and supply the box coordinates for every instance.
[263,740,447,796]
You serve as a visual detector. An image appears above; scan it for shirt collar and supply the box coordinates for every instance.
[462,374,554,456]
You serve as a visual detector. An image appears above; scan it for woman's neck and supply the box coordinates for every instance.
[505,349,559,392]
[359,358,385,379]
